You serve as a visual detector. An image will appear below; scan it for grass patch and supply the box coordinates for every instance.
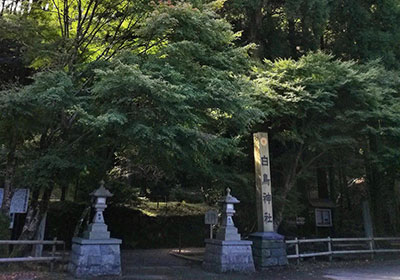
[135,201,213,217]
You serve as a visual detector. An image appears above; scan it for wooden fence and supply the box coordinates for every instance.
[286,237,400,263]
[0,238,65,271]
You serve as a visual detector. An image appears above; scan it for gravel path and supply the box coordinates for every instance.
[324,259,400,280]
[1,249,400,279]
[87,250,400,279]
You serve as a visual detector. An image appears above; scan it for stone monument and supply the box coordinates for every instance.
[249,133,288,269]
[68,181,122,277]
[203,188,255,273]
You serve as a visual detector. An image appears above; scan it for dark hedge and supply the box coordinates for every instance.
[46,201,205,249]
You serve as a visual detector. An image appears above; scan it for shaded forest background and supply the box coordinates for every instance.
[1,0,400,246]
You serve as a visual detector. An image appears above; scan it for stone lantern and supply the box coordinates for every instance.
[203,188,255,273]
[216,188,241,241]
[68,181,122,277]
[83,181,113,239]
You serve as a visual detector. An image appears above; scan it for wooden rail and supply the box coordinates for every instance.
[0,238,65,271]
[286,237,400,263]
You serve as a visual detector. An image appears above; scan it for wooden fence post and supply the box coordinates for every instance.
[328,237,332,262]
[50,237,57,272]
[369,237,374,260]
[62,241,66,269]
[33,212,47,257]
[285,236,400,261]
[295,237,300,265]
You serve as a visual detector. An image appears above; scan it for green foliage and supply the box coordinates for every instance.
[224,0,400,68]
[254,52,399,148]
[169,187,204,203]
[255,52,360,149]
[328,0,400,68]
[83,3,262,194]
[0,2,262,217]
[253,52,400,230]
[137,201,210,216]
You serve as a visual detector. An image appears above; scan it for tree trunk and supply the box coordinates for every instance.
[74,177,80,202]
[60,184,67,201]
[337,162,345,231]
[1,145,17,215]
[273,146,324,230]
[11,185,54,256]
[288,19,297,58]
[247,3,264,59]
[20,186,53,239]
[0,0,6,15]
[273,147,303,229]
[328,166,336,202]
[273,178,296,230]
[320,35,325,50]
[365,134,383,235]
[393,179,400,232]
[317,167,329,199]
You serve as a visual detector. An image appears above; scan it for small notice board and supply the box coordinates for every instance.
[0,188,30,213]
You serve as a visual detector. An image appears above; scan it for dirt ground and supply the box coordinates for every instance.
[1,249,400,279]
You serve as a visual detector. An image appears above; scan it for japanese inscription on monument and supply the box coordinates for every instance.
[254,133,274,232]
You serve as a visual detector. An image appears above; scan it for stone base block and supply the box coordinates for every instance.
[68,237,122,278]
[249,232,288,270]
[203,239,255,273]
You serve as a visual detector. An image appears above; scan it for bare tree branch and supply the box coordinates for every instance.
[52,0,64,37]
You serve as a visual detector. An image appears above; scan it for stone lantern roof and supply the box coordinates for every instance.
[220,188,239,204]
[90,181,113,198]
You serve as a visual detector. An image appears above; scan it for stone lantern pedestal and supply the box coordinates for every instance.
[203,239,254,273]
[249,232,287,268]
[203,188,255,273]
[69,237,122,277]
[68,181,122,277]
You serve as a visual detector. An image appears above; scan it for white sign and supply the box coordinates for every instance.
[315,208,332,227]
[205,210,218,225]
[0,188,30,213]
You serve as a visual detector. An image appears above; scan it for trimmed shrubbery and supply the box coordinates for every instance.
[46,201,205,249]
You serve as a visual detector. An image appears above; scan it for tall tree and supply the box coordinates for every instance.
[222,0,400,68]
[1,2,262,241]
[253,52,400,229]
